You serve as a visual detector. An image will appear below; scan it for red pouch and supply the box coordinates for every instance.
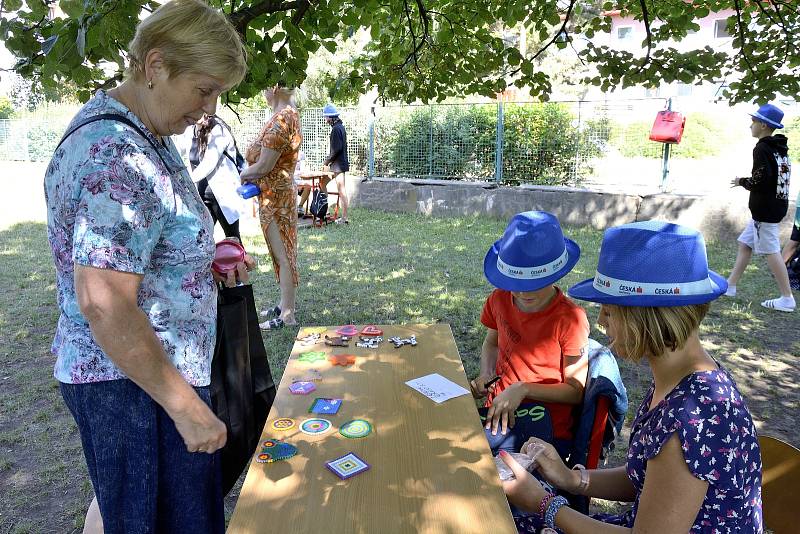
[649,110,686,144]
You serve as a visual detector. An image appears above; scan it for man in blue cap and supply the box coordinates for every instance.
[322,103,351,223]
[726,103,795,312]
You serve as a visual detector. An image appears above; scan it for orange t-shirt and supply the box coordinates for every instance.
[480,287,589,440]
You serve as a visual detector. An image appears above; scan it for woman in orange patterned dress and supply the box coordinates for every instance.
[240,85,302,329]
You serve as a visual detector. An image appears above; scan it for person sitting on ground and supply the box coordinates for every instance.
[726,103,794,312]
[470,211,589,455]
[501,220,762,533]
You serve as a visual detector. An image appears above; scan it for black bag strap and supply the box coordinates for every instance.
[55,112,170,169]
[215,116,244,164]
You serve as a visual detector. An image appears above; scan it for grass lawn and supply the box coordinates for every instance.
[1,207,797,532]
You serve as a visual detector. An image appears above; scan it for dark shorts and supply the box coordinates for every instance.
[60,379,225,534]
[792,223,800,242]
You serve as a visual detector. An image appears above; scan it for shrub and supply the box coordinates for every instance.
[608,112,740,160]
[27,122,62,161]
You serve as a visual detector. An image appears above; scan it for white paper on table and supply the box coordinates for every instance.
[405,373,470,404]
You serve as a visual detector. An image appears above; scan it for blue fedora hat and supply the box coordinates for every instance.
[322,103,339,117]
[568,221,727,306]
[749,103,784,129]
[484,211,580,292]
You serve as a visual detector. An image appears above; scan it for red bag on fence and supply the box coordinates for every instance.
[649,110,686,144]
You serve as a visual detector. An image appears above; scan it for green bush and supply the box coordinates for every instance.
[502,103,607,186]
[783,116,800,163]
[608,112,739,159]
[387,105,496,180]
[0,97,14,119]
[27,122,62,161]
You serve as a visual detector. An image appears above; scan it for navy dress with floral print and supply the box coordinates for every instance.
[516,367,762,533]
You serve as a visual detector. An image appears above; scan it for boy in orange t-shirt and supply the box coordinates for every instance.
[470,211,589,448]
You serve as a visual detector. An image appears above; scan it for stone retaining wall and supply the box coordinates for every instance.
[343,178,797,241]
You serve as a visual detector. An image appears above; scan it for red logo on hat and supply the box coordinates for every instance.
[636,287,643,293]
[605,280,611,287]
[673,287,680,294]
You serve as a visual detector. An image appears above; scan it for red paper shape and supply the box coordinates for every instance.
[336,325,359,337]
[361,325,383,336]
[329,354,356,366]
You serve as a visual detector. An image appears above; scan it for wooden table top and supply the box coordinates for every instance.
[227,323,516,534]
[298,170,334,179]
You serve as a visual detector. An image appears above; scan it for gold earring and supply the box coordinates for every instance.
[147,80,153,89]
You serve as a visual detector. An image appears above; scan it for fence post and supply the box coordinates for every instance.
[368,108,375,179]
[574,100,583,182]
[428,104,434,178]
[495,100,504,183]
[660,97,672,192]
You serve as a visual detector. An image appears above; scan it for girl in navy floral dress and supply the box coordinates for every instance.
[500,221,762,534]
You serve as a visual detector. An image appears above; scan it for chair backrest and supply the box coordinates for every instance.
[760,435,800,534]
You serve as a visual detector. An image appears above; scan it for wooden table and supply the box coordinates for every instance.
[228,324,516,534]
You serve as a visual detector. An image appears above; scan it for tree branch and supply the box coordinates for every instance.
[633,0,652,74]
[229,0,306,33]
[733,0,757,76]
[530,0,577,63]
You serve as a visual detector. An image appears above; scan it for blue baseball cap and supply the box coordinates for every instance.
[484,211,580,292]
[568,221,727,306]
[749,103,784,129]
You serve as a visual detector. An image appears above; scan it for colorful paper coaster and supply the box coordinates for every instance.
[329,353,356,366]
[298,351,327,363]
[339,419,373,439]
[361,325,383,336]
[326,452,370,480]
[293,369,323,383]
[299,326,328,336]
[256,439,297,463]
[289,381,317,395]
[270,418,296,431]
[309,397,342,414]
[299,418,333,435]
[335,325,359,337]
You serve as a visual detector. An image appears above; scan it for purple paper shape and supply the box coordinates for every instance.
[309,397,342,414]
[289,381,317,395]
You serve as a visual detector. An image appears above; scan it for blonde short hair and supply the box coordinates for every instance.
[611,303,710,361]
[127,0,247,87]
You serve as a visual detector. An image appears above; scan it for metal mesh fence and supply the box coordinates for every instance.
[3,99,798,195]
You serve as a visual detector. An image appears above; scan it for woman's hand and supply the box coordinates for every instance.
[170,395,228,454]
[499,450,548,513]
[485,382,527,435]
[522,437,579,492]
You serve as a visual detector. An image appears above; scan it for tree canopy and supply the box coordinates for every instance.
[1,0,798,105]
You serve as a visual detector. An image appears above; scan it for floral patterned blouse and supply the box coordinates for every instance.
[44,90,217,386]
[609,367,763,532]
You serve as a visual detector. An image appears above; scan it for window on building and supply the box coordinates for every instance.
[617,26,634,40]
[645,86,660,98]
[714,18,733,38]
[677,84,693,97]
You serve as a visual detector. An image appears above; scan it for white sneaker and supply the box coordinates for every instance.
[724,285,736,297]
[761,296,796,312]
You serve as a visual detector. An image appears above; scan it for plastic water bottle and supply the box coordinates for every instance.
[237,182,260,199]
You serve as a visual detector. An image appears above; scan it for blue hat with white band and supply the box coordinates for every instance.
[483,211,580,292]
[568,221,727,306]
[322,103,339,117]
[749,103,784,129]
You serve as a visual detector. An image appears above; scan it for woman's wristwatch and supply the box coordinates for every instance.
[571,464,590,495]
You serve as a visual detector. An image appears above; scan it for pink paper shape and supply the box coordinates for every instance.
[289,381,317,395]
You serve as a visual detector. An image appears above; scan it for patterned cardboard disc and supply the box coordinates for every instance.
[270,418,296,431]
[339,419,373,439]
[299,326,328,336]
[300,418,333,435]
[256,439,298,463]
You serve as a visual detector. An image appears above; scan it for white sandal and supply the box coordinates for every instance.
[761,298,796,312]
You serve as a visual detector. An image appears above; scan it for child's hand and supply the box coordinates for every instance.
[469,374,493,399]
[522,437,577,492]
[499,450,547,513]
[485,382,526,435]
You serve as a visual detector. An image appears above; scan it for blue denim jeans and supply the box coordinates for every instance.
[61,379,225,534]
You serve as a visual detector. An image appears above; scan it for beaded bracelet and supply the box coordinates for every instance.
[544,495,569,528]
[538,492,556,518]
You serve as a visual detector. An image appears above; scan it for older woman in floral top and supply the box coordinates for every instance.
[501,221,762,534]
[44,1,248,532]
